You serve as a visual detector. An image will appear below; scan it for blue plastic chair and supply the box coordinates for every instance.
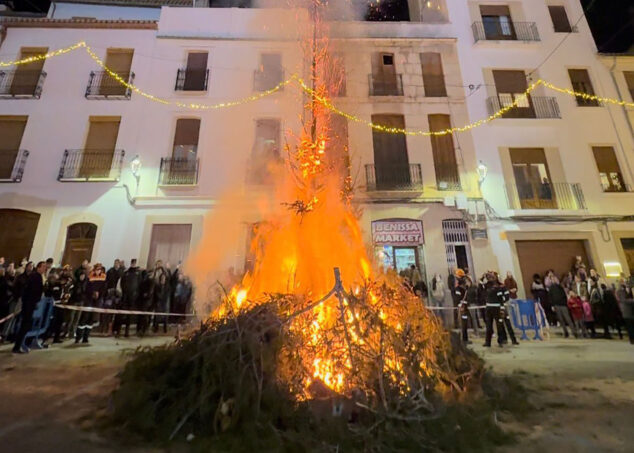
[510,299,544,341]
[19,297,55,350]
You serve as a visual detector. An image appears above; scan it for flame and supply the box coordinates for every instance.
[191,3,449,399]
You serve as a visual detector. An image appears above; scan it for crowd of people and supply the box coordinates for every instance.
[401,255,634,346]
[0,256,194,354]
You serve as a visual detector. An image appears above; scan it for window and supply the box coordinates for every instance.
[548,5,572,33]
[100,48,134,96]
[0,116,27,180]
[480,5,515,40]
[371,114,410,190]
[420,52,446,97]
[624,71,634,101]
[510,148,555,209]
[428,114,460,190]
[80,117,121,179]
[592,146,626,192]
[254,53,283,91]
[568,69,599,106]
[249,119,280,184]
[9,47,48,96]
[324,52,346,97]
[179,52,208,91]
[492,70,534,117]
[370,52,402,96]
[172,119,201,159]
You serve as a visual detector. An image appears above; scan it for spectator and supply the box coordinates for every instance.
[137,269,155,336]
[173,273,192,321]
[115,259,141,338]
[0,268,10,333]
[581,294,596,338]
[74,259,89,281]
[550,281,577,338]
[589,283,607,339]
[45,258,54,278]
[531,273,555,325]
[153,272,170,334]
[452,269,466,327]
[12,261,46,354]
[573,255,587,280]
[544,269,559,288]
[482,271,506,348]
[504,271,518,300]
[567,290,587,337]
[601,284,624,340]
[66,272,88,338]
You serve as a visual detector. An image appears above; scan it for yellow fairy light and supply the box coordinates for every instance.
[1,41,633,134]
[0,41,86,67]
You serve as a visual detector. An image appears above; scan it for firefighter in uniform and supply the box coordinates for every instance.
[453,271,471,344]
[483,271,506,347]
[498,278,519,345]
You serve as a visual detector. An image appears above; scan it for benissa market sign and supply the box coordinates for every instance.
[371,219,424,246]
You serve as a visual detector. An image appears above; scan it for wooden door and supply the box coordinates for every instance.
[420,53,446,97]
[621,238,634,275]
[428,114,459,188]
[11,48,47,96]
[80,118,120,179]
[515,240,590,298]
[492,70,534,118]
[0,209,40,264]
[184,52,208,91]
[371,53,397,95]
[61,223,97,269]
[371,114,409,189]
[101,49,133,95]
[0,116,27,179]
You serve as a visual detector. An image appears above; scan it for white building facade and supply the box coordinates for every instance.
[0,0,631,298]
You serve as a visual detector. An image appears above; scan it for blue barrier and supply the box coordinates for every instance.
[14,297,55,350]
[510,299,547,341]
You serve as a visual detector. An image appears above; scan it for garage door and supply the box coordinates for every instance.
[515,240,590,298]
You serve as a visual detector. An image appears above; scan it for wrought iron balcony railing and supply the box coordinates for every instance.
[472,21,540,42]
[506,182,586,210]
[58,149,125,182]
[365,164,422,191]
[85,71,134,99]
[175,68,209,91]
[368,74,403,96]
[0,70,46,99]
[487,95,561,119]
[436,176,462,191]
[159,157,199,185]
[253,69,285,92]
[0,149,29,182]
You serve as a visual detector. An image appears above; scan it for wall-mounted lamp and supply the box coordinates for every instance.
[130,154,142,178]
[476,160,488,185]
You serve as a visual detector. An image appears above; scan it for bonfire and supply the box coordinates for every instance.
[110,3,507,450]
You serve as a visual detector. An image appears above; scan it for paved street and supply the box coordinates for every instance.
[0,334,632,452]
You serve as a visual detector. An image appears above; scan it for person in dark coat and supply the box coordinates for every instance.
[137,269,155,336]
[13,261,46,354]
[114,259,141,337]
[152,273,170,333]
[531,273,555,325]
[550,282,577,338]
[66,272,87,338]
[0,268,9,324]
[601,284,624,339]
[482,272,506,348]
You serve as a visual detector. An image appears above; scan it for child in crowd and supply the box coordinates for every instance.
[581,294,596,338]
[567,290,588,338]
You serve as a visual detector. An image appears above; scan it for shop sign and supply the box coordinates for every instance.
[372,219,424,245]
[471,228,488,240]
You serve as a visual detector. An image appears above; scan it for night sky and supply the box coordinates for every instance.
[4,0,634,53]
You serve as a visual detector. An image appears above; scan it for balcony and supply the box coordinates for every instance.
[369,74,403,96]
[175,68,209,91]
[472,21,539,42]
[423,74,447,97]
[506,182,586,210]
[58,149,125,182]
[0,70,46,99]
[159,157,199,186]
[487,95,560,119]
[436,176,461,191]
[0,149,29,182]
[253,69,284,92]
[85,71,134,99]
[365,164,422,191]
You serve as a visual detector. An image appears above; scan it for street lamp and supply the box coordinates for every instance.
[476,160,488,185]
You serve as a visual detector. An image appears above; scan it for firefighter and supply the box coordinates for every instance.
[452,269,471,344]
[483,271,506,348]
[498,275,519,346]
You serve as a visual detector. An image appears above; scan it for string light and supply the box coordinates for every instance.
[1,41,633,135]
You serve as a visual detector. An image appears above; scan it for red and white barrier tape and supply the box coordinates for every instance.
[56,304,197,317]
[0,311,20,325]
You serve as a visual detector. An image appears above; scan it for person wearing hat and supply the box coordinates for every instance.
[452,270,471,344]
[451,269,465,327]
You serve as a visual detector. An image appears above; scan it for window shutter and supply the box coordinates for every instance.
[479,5,511,16]
[186,52,208,70]
[421,52,446,97]
[0,116,28,150]
[624,71,634,100]
[105,49,134,74]
[509,148,548,165]
[592,147,620,173]
[493,70,528,93]
[173,119,201,147]
[548,6,572,33]
[428,114,459,185]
